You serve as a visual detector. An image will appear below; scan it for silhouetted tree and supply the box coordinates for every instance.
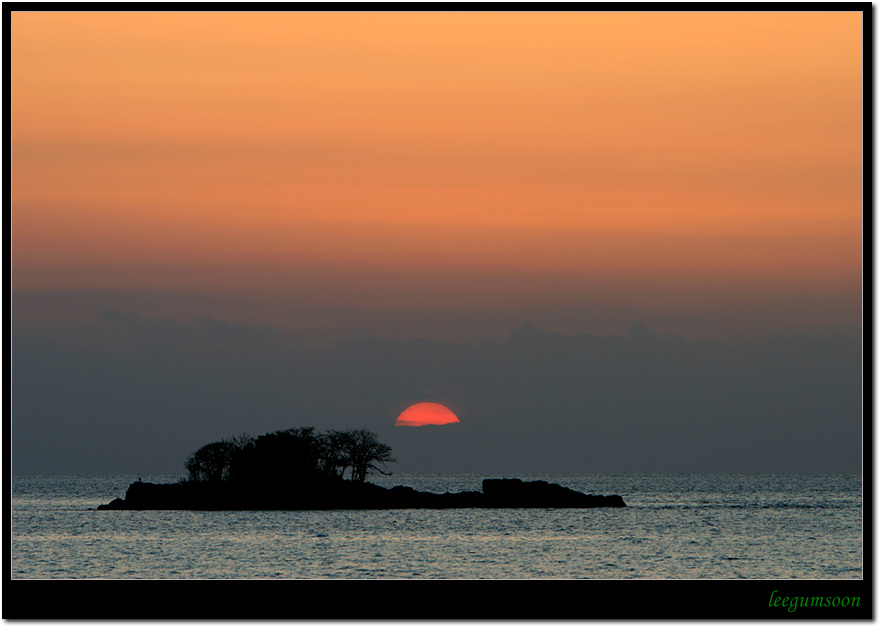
[184,440,235,483]
[232,427,325,485]
[184,433,254,483]
[318,429,351,479]
[337,428,396,483]
[183,426,394,486]
[222,432,254,482]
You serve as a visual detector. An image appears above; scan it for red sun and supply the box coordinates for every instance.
[395,402,461,427]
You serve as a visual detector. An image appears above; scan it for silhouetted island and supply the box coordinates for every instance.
[97,477,626,510]
[96,427,626,510]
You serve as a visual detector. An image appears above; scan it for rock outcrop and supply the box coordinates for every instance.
[97,478,626,511]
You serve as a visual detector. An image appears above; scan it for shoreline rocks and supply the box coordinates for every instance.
[97,477,626,511]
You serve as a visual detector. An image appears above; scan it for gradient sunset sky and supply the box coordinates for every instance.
[10,10,865,475]
[12,11,863,341]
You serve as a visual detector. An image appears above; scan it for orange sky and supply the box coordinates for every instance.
[11,11,863,338]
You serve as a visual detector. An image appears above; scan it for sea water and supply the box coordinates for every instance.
[10,474,862,579]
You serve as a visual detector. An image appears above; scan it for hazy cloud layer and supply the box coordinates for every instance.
[11,312,862,476]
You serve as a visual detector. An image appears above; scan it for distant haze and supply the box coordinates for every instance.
[11,311,862,476]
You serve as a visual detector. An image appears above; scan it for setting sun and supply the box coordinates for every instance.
[395,402,461,427]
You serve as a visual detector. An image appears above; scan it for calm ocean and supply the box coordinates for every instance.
[10,473,862,580]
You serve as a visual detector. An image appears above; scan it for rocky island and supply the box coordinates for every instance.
[96,427,626,511]
[98,477,626,510]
